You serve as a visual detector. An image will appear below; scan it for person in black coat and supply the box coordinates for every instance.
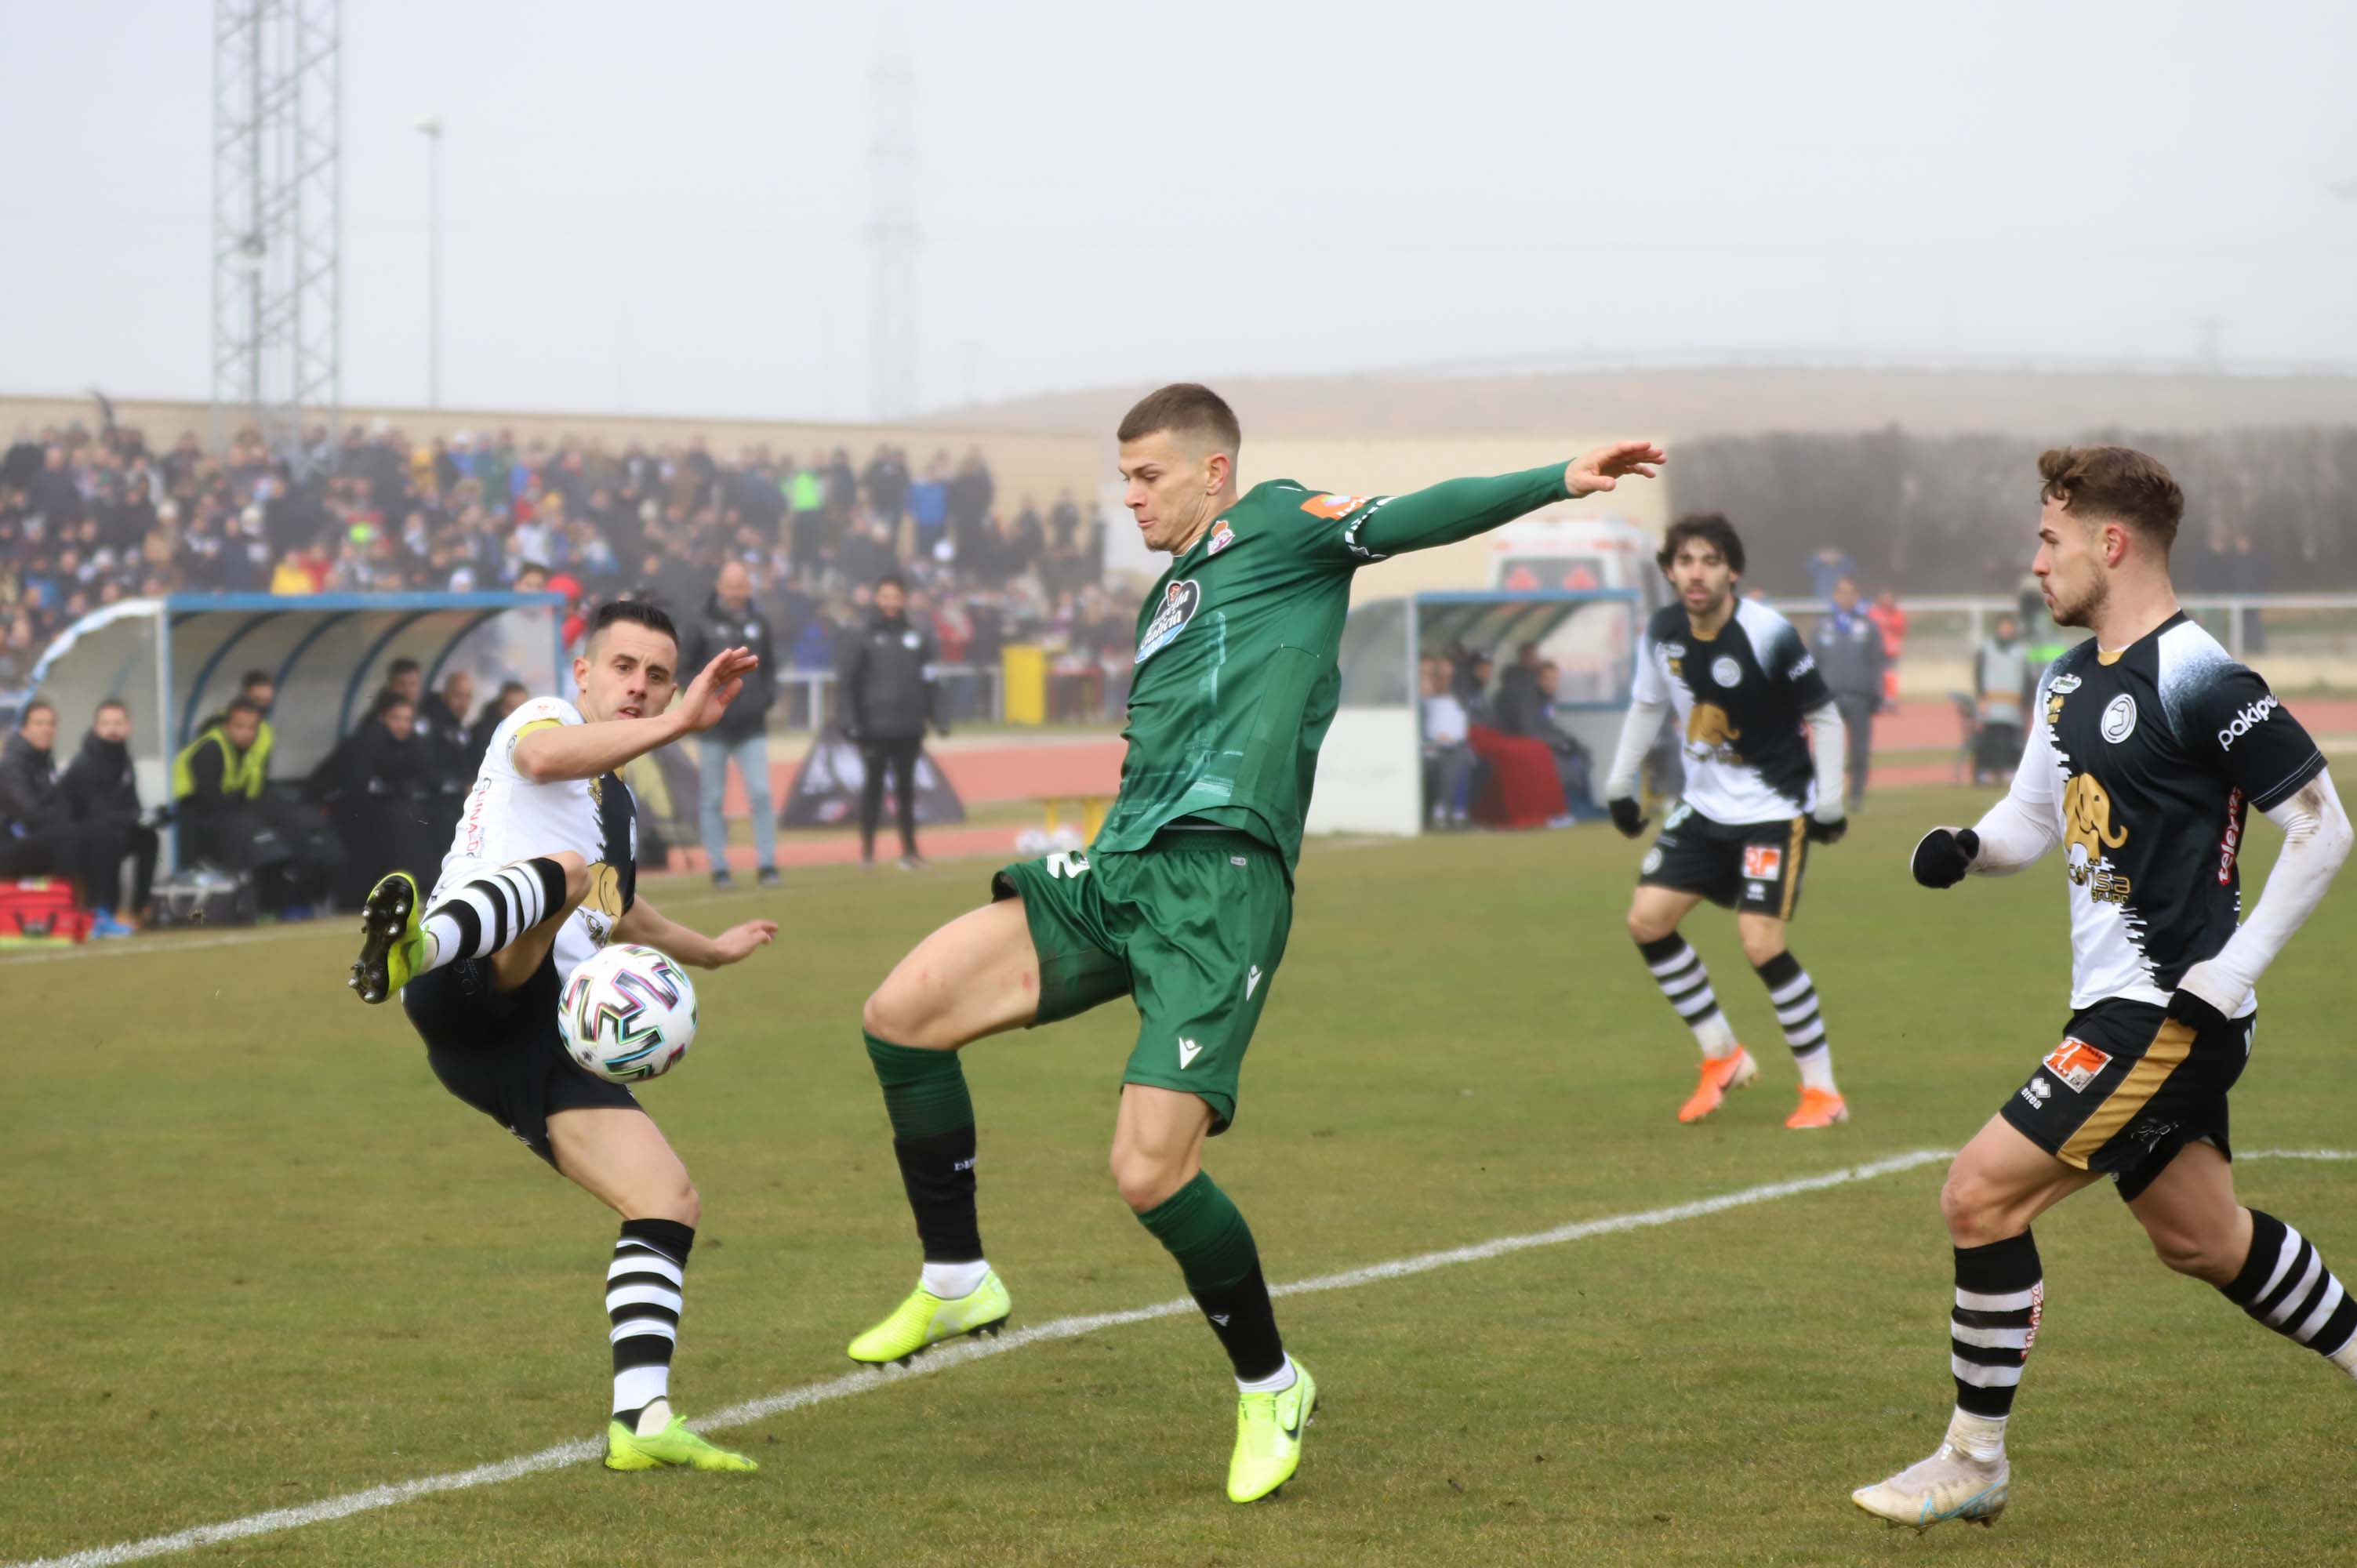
[316,690,438,909]
[0,699,134,933]
[60,698,159,922]
[679,562,780,887]
[839,574,943,868]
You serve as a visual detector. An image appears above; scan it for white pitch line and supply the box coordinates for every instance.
[5,1149,1951,1568]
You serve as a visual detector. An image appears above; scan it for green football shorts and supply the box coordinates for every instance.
[990,826,1292,1134]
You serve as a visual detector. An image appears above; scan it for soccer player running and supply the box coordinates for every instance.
[846,383,1662,1502]
[1854,448,2355,1530]
[1602,515,1853,1129]
[350,601,782,1474]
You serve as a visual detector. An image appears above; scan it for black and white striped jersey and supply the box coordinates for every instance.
[2014,612,2325,1014]
[1631,598,1834,826]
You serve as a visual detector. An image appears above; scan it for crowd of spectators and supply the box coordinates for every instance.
[0,415,1128,708]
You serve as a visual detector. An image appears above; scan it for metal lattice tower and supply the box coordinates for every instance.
[868,18,918,419]
[212,0,342,461]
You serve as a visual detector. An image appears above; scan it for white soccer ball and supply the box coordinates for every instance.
[558,942,699,1083]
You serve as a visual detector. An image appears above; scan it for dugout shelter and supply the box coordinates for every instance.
[1306,589,1641,837]
[22,593,566,871]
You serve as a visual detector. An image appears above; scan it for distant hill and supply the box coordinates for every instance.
[935,365,2357,439]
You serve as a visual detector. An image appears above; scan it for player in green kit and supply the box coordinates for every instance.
[846,383,1663,1501]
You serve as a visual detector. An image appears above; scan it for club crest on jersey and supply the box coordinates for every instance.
[2043,1037,2112,1092]
[1135,579,1202,664]
[1206,519,1237,557]
[1741,844,1782,880]
[2101,694,2138,743]
[1711,655,1741,687]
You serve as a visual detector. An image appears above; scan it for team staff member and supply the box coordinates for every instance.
[61,699,159,928]
[839,574,941,869]
[1604,515,1852,1130]
[0,698,133,935]
[1811,575,1884,807]
[681,562,780,889]
[1854,448,2356,1530]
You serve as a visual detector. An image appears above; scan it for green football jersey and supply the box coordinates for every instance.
[1092,466,1569,871]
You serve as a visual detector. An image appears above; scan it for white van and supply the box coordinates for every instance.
[1487,511,1665,607]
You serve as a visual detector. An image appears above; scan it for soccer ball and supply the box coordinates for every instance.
[559,943,698,1083]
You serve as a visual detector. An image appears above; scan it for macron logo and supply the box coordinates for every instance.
[1246,965,1262,1000]
[1177,1038,1203,1069]
[2217,695,2279,751]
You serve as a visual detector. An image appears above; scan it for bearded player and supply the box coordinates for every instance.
[1602,515,1853,1128]
[350,601,780,1473]
[1853,448,2354,1530]
[843,383,1662,1502]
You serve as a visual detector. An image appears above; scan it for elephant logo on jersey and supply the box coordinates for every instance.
[2062,773,2133,904]
[1685,702,1743,761]
[1135,579,1202,664]
[581,861,625,947]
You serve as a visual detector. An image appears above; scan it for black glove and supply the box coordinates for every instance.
[1910,826,1981,889]
[1608,797,1648,839]
[1807,814,1848,845]
[2163,986,2231,1038]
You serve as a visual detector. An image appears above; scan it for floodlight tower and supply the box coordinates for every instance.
[212,0,343,465]
[868,16,919,420]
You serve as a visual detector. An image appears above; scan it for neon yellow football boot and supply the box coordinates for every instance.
[1227,1359,1317,1503]
[846,1271,1011,1367]
[349,871,428,1004]
[604,1413,759,1472]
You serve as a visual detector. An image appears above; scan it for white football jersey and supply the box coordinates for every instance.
[430,695,637,985]
[1630,598,1833,827]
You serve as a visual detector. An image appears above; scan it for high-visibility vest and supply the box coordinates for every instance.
[171,722,270,802]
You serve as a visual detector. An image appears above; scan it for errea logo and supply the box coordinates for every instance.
[2217,695,2279,751]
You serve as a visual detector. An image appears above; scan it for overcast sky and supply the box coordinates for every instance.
[6,0,2355,423]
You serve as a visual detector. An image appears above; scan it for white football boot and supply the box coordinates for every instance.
[1851,1442,2008,1530]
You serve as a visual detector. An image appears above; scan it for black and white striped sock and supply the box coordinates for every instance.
[1635,934,1739,1058]
[2221,1210,2357,1373]
[1949,1232,2042,1457]
[1754,950,1836,1093]
[609,1218,695,1428]
[419,857,567,972]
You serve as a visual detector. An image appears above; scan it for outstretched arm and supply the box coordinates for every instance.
[514,647,760,783]
[612,895,778,970]
[1341,441,1665,560]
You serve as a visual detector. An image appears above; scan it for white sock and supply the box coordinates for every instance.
[921,1259,991,1298]
[1236,1353,1297,1395]
[2331,1335,2357,1381]
[1693,1011,1740,1060]
[1795,1044,1839,1094]
[1945,1407,2007,1463]
[633,1396,673,1437]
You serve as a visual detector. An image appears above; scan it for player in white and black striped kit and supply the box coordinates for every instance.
[1854,448,2356,1530]
[1603,515,1853,1129]
[349,601,781,1475]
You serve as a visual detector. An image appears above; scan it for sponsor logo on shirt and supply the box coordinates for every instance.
[1741,844,1782,880]
[2050,673,2083,695]
[1206,520,1237,557]
[1135,579,1202,664]
[2217,695,2279,750]
[2217,786,2245,886]
[2042,1036,2112,1092]
[1787,650,1817,677]
[1298,492,1373,521]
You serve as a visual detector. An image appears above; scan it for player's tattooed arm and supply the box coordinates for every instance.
[514,647,759,782]
[613,894,779,970]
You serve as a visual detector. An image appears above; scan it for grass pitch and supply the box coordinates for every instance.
[8,784,2357,1566]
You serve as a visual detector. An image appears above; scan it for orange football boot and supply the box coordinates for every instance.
[1785,1087,1850,1129]
[1677,1047,1759,1123]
